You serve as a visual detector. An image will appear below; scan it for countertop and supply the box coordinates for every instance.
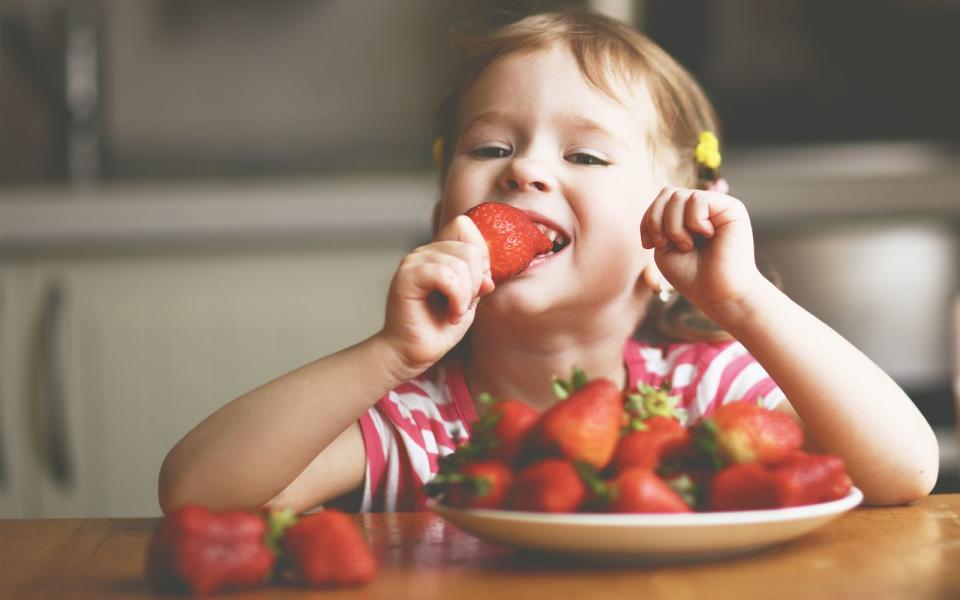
[2,494,959,600]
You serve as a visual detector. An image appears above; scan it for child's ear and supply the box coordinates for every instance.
[639,258,665,294]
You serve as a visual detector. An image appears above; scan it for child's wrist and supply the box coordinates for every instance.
[702,275,781,335]
[368,331,424,386]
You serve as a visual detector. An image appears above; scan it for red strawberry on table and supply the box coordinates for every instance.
[603,468,693,514]
[145,505,276,597]
[465,202,554,282]
[695,399,803,466]
[612,415,692,472]
[508,459,588,513]
[533,367,625,470]
[440,460,515,510]
[281,509,377,588]
[707,451,852,511]
[771,451,852,505]
[705,462,777,511]
[477,395,542,464]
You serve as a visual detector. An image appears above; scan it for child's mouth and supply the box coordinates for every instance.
[526,222,571,270]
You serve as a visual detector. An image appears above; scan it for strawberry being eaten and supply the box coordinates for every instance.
[465,202,559,283]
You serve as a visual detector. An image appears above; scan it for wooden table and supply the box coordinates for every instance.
[3,494,959,600]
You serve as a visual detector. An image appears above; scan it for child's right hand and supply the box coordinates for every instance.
[380,215,495,378]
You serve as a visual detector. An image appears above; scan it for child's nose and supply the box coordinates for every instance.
[500,158,553,193]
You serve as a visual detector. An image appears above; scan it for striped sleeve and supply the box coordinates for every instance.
[695,341,785,417]
[356,381,467,512]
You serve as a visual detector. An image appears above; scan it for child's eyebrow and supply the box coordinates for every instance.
[556,114,631,150]
[460,111,512,134]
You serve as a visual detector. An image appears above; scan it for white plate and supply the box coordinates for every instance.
[432,487,863,564]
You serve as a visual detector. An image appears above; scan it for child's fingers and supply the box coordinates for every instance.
[436,216,490,265]
[413,253,476,317]
[434,215,494,294]
[641,187,675,248]
[681,190,750,236]
[684,191,716,239]
[663,190,696,251]
[422,241,489,298]
[407,261,473,323]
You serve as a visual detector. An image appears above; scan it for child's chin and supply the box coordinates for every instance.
[482,279,564,318]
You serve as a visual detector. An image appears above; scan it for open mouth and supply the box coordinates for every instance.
[533,222,571,256]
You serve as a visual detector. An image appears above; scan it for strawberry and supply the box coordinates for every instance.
[435,460,515,509]
[478,396,541,463]
[612,415,692,472]
[772,451,852,505]
[694,399,803,466]
[145,505,276,597]
[465,202,553,282]
[707,451,852,511]
[281,509,377,588]
[532,367,624,470]
[603,468,693,513]
[508,459,588,513]
[705,462,777,511]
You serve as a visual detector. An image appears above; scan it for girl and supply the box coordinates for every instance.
[158,10,938,514]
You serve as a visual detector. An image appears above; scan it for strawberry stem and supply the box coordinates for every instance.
[574,461,614,507]
[552,366,589,400]
[693,419,727,469]
[264,507,297,557]
[625,382,687,423]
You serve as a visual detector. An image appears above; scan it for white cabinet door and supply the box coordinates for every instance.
[17,245,405,517]
[0,263,31,517]
[0,262,102,518]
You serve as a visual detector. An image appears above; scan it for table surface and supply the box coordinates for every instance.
[3,494,959,600]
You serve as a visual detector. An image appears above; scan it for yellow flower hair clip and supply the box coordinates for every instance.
[694,131,721,171]
[694,131,729,193]
[432,137,445,169]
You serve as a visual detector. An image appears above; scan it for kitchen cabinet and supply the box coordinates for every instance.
[0,244,409,518]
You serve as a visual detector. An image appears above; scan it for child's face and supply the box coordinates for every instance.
[439,44,664,319]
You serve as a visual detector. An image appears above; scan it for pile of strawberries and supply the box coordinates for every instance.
[145,506,376,597]
[426,368,853,514]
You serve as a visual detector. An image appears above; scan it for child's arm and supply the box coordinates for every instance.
[642,188,939,505]
[158,216,493,514]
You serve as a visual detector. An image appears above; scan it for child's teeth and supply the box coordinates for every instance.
[546,229,558,242]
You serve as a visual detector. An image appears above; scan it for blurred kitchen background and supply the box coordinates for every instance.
[1,0,958,518]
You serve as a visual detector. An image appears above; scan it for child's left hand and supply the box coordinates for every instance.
[640,187,766,320]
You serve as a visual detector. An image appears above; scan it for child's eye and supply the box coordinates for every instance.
[567,152,610,166]
[471,146,511,159]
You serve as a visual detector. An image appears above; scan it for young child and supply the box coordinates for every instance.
[158,10,938,514]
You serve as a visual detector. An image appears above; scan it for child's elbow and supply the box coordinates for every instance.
[861,444,940,506]
[157,461,183,516]
[157,454,200,515]
[901,431,942,503]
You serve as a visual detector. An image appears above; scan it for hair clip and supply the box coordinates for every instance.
[695,131,727,191]
[695,131,721,171]
[432,137,445,169]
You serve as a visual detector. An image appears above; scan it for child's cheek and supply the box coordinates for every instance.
[439,175,472,225]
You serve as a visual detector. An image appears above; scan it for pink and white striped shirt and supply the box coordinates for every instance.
[357,338,785,512]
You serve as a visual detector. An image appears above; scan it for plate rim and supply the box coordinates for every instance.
[431,486,863,527]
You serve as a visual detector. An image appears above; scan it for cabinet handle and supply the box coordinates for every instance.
[34,282,73,486]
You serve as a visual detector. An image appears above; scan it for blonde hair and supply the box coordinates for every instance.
[432,10,754,344]
[433,9,720,189]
